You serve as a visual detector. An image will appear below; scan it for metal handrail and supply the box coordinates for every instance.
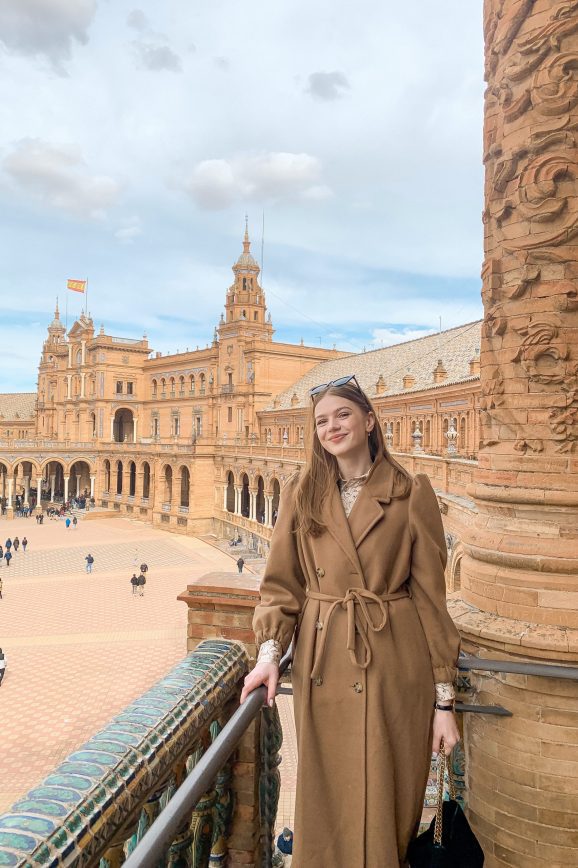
[123,649,292,868]
[458,652,578,681]
[123,648,578,867]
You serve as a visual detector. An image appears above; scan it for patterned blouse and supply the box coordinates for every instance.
[257,472,455,704]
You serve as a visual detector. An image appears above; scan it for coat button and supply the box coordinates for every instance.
[315,620,323,630]
[353,682,363,693]
[316,567,325,578]
[314,676,323,687]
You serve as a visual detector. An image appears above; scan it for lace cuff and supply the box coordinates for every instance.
[435,682,456,703]
[257,639,282,665]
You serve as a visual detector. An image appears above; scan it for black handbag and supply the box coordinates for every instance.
[407,740,484,867]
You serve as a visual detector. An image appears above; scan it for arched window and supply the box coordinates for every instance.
[241,473,250,517]
[272,479,280,526]
[179,376,185,396]
[254,311,258,321]
[104,459,111,493]
[189,374,195,394]
[152,379,158,397]
[116,461,123,495]
[199,373,206,394]
[256,476,265,523]
[163,466,172,505]
[180,466,190,507]
[460,417,467,450]
[226,471,235,512]
[170,377,175,396]
[142,462,150,498]
[129,461,136,497]
[161,378,166,396]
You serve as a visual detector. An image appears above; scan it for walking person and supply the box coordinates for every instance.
[85,553,94,574]
[140,562,148,576]
[65,517,71,530]
[236,556,245,574]
[13,537,19,553]
[4,538,12,553]
[130,574,138,596]
[72,516,78,530]
[4,550,12,568]
[137,573,146,597]
[0,649,5,686]
[22,537,28,553]
[240,375,461,868]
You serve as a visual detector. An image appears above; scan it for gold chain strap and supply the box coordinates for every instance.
[433,738,456,846]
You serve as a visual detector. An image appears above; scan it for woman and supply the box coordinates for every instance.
[240,375,461,867]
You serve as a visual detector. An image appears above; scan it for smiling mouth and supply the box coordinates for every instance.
[329,434,346,442]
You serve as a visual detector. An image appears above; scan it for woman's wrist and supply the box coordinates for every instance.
[257,639,282,665]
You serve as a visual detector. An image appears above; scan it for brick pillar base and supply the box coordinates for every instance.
[178,572,262,866]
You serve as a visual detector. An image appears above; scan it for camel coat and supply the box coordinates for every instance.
[253,454,461,867]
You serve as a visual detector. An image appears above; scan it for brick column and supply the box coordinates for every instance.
[178,574,262,867]
[456,3,578,864]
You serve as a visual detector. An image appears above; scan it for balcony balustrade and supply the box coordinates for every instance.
[0,639,283,868]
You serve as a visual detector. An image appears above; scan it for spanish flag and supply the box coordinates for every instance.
[67,279,86,293]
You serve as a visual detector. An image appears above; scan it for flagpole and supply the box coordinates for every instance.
[85,278,89,318]
[65,290,68,333]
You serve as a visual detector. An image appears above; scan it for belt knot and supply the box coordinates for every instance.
[306,586,409,681]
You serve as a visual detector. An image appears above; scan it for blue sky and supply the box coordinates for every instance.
[0,0,484,391]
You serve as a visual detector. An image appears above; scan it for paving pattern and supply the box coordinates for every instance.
[0,515,236,814]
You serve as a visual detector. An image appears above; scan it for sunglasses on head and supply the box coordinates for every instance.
[309,374,361,400]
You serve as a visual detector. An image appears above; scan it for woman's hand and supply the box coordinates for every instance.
[432,709,461,757]
[239,662,279,707]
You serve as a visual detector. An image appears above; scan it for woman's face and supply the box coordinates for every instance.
[313,394,375,460]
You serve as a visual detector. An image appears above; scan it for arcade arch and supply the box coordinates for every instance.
[180,466,190,507]
[113,408,135,443]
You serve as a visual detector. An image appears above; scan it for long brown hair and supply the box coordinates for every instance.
[292,380,412,536]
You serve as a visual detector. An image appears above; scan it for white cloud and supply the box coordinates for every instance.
[3,139,120,219]
[306,71,350,101]
[114,216,142,243]
[133,41,181,72]
[185,152,330,210]
[371,326,437,347]
[0,0,96,72]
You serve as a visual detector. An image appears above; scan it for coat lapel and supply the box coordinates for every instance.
[346,454,395,549]
[322,482,365,578]
[320,453,396,576]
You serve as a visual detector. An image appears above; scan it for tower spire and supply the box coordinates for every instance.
[243,214,250,252]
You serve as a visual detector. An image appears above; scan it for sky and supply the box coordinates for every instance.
[0,0,485,392]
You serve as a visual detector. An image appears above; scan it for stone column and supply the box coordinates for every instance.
[76,474,81,497]
[64,476,69,503]
[50,474,56,503]
[265,494,273,527]
[222,484,228,510]
[90,476,95,499]
[80,372,85,398]
[234,486,242,515]
[36,476,42,511]
[6,477,13,518]
[110,417,115,441]
[23,475,30,506]
[249,490,256,521]
[455,3,578,864]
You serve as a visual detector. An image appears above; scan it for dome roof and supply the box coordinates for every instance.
[48,304,65,334]
[232,218,260,273]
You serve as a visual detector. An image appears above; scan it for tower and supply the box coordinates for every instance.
[219,218,273,342]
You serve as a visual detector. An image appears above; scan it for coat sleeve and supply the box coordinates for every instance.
[253,478,307,655]
[408,473,461,684]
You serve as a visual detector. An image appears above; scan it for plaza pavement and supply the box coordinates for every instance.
[0,515,243,813]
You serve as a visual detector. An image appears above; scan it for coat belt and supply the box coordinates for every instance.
[306,587,410,680]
